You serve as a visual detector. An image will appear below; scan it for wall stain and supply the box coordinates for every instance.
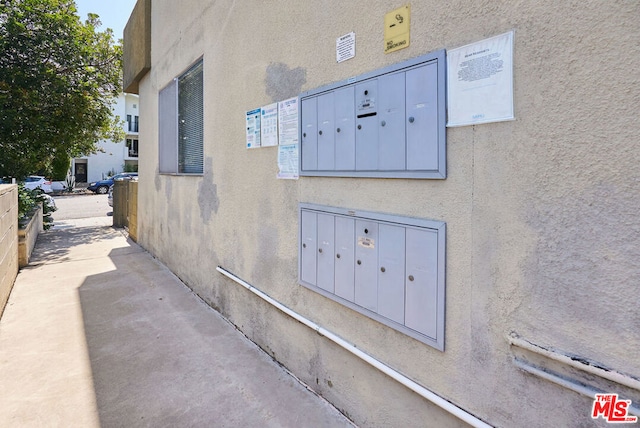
[198,157,219,223]
[265,62,307,102]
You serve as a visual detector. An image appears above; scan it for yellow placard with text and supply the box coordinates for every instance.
[384,5,410,53]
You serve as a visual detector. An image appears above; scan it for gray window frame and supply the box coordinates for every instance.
[158,59,204,175]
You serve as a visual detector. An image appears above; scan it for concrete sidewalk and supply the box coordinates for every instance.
[0,218,353,427]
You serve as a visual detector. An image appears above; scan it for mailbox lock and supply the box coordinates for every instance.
[336,253,341,259]
[357,124,362,130]
[319,130,323,135]
[302,243,306,248]
[381,120,386,127]
[303,132,306,138]
[380,267,386,273]
[336,128,341,133]
[357,260,362,265]
[364,90,369,96]
[408,275,415,281]
[408,117,415,123]
[318,248,323,253]
[364,228,369,234]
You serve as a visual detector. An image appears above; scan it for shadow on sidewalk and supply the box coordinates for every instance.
[27,225,123,266]
[76,245,351,427]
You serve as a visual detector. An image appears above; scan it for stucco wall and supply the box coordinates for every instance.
[0,185,19,319]
[133,1,640,426]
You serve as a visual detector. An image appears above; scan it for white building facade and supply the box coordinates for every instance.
[72,93,140,183]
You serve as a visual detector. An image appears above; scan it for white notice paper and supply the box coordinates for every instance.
[277,144,299,179]
[261,103,278,147]
[278,97,298,146]
[336,32,356,63]
[447,31,514,127]
[246,108,261,148]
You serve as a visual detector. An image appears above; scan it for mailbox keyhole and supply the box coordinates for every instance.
[318,248,323,253]
[302,243,306,248]
[408,117,415,123]
[319,130,323,135]
[357,124,362,130]
[380,267,386,273]
[336,253,341,259]
[357,260,362,265]
[364,90,369,96]
[336,128,341,133]
[408,275,415,281]
[303,132,306,138]
[381,120,386,127]
[364,228,369,234]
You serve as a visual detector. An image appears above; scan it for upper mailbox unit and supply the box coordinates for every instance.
[299,49,446,179]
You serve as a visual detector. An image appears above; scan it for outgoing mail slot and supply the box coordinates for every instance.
[355,80,379,171]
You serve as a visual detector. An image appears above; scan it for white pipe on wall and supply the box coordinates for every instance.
[216,266,492,428]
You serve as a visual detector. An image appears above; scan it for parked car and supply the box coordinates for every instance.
[23,176,53,193]
[88,173,138,194]
[107,185,113,207]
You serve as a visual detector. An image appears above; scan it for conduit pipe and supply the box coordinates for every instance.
[508,334,640,392]
[216,266,492,428]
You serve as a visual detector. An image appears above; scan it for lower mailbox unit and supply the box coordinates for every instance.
[299,203,445,351]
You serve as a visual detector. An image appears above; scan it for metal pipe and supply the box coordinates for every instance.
[216,266,492,428]
[513,359,640,417]
[508,334,640,392]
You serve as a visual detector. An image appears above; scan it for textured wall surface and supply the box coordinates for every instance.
[0,185,19,319]
[132,1,640,426]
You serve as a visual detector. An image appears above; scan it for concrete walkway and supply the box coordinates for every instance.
[0,217,353,427]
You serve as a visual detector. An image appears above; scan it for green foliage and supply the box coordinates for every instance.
[17,184,37,220]
[50,151,70,181]
[64,174,75,192]
[17,184,57,229]
[0,0,124,179]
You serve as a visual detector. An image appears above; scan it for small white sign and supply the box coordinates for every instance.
[336,32,356,63]
[447,31,515,127]
[260,103,278,147]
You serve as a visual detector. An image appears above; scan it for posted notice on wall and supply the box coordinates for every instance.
[446,31,514,127]
[277,97,299,179]
[336,32,355,63]
[277,144,299,179]
[261,103,278,147]
[278,97,299,146]
[246,108,261,148]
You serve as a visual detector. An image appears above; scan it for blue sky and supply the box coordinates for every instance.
[74,0,138,40]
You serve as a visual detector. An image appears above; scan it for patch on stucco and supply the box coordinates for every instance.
[265,62,307,102]
[197,157,219,223]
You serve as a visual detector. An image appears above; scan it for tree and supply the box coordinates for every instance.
[0,0,123,179]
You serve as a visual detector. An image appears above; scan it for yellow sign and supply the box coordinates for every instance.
[384,5,410,54]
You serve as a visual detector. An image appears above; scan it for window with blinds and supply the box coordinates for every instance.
[158,59,204,174]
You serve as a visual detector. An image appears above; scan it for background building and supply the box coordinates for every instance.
[72,93,139,184]
[124,1,640,426]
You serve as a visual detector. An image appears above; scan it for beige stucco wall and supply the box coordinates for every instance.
[0,185,19,318]
[132,1,640,426]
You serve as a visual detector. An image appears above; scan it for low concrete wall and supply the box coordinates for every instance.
[0,185,19,318]
[18,204,43,268]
